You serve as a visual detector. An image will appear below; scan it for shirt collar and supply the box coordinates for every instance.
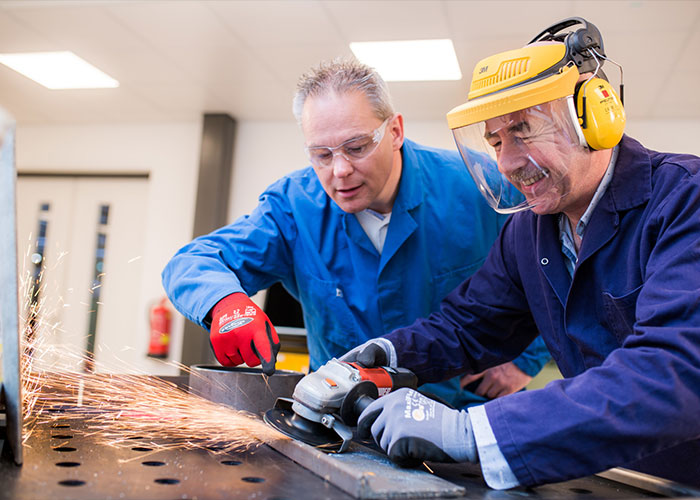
[558,145,619,277]
[571,145,619,237]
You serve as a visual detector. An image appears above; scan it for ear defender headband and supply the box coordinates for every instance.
[530,17,626,150]
[447,17,626,151]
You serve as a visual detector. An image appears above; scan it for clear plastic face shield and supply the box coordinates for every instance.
[452,95,588,214]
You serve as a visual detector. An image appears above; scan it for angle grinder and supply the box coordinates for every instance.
[264,358,417,452]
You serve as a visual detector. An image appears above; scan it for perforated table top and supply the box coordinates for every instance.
[1,389,697,500]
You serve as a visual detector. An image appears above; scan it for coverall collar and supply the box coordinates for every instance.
[390,138,425,213]
[538,135,653,306]
[604,134,653,212]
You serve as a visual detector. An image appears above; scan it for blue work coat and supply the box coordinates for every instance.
[163,139,550,407]
[386,136,700,486]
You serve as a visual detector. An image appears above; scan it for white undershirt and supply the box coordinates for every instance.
[355,209,392,254]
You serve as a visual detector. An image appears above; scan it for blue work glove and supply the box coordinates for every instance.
[358,388,477,467]
[339,338,397,368]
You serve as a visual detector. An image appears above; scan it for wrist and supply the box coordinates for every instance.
[442,409,477,463]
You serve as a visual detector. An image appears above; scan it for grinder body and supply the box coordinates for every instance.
[264,358,417,451]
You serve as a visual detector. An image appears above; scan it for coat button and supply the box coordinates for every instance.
[541,257,549,265]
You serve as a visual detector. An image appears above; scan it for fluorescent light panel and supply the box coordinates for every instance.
[0,51,118,89]
[350,39,462,82]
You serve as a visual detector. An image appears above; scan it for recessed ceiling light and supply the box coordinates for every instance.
[350,39,462,82]
[0,51,119,90]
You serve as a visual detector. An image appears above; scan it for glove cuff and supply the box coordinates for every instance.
[213,292,250,316]
[441,409,477,463]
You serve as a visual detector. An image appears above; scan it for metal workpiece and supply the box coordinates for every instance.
[0,108,22,466]
[264,437,466,499]
[597,468,700,498]
[188,364,304,416]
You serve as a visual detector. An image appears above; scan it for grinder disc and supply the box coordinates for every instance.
[264,405,343,451]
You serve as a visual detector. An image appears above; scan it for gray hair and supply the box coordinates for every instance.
[292,57,394,124]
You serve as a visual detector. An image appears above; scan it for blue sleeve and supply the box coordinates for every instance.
[511,336,550,377]
[161,182,296,329]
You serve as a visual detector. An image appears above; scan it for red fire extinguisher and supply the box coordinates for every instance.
[148,297,171,358]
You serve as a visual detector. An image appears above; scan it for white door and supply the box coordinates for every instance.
[17,175,148,372]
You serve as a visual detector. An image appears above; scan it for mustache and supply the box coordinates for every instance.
[509,155,550,186]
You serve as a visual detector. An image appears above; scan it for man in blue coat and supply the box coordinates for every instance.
[162,58,550,408]
[349,18,700,488]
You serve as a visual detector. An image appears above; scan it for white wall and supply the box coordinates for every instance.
[16,121,202,374]
[625,119,700,157]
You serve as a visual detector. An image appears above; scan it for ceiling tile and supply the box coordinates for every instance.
[35,86,166,123]
[75,46,188,85]
[207,1,343,47]
[445,0,575,41]
[572,0,700,34]
[0,0,698,125]
[256,43,353,88]
[0,9,55,51]
[7,4,145,50]
[388,80,466,121]
[170,44,271,85]
[211,77,295,120]
[106,1,238,49]
[323,1,450,42]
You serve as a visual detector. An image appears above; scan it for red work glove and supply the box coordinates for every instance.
[210,293,280,375]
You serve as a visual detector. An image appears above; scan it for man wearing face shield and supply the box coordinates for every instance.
[162,57,551,409]
[346,18,700,489]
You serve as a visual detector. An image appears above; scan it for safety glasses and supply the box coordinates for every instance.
[305,116,391,168]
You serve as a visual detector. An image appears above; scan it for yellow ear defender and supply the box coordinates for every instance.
[574,77,626,150]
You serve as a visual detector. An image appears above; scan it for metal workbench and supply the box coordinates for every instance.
[2,383,699,500]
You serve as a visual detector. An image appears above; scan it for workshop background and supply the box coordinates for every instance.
[2,0,699,377]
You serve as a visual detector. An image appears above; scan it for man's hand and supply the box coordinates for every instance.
[460,362,532,399]
[357,388,477,467]
[210,293,280,376]
[339,338,396,368]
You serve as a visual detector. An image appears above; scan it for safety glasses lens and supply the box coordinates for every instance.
[306,117,391,168]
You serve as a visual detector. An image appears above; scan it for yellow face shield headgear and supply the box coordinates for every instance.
[447,41,624,214]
